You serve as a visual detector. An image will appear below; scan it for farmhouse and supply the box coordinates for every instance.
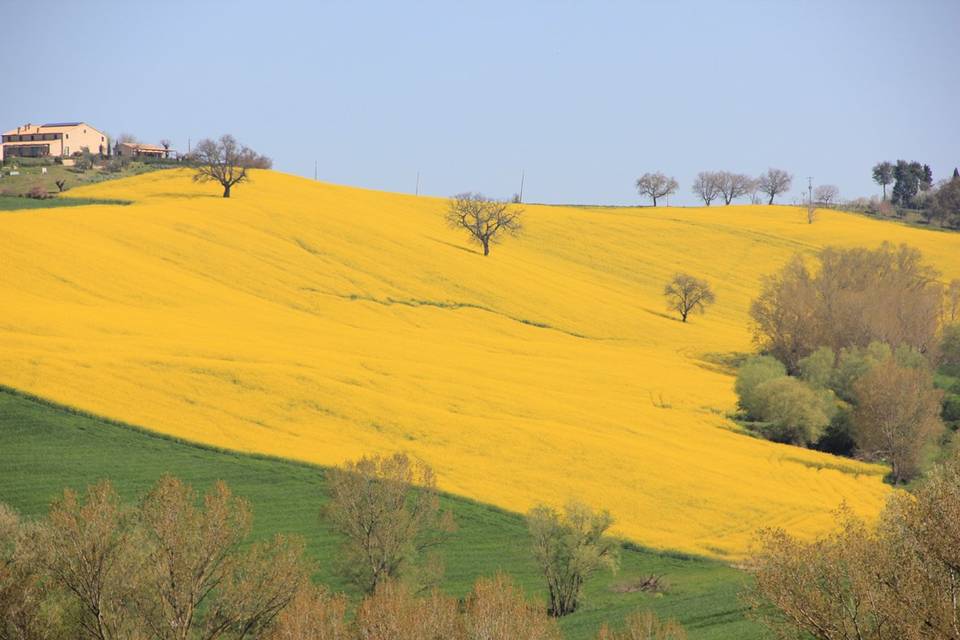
[115,142,172,159]
[1,122,108,161]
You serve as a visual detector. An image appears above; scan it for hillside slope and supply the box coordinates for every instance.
[3,169,958,557]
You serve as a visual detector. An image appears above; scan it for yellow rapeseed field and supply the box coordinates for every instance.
[3,169,959,558]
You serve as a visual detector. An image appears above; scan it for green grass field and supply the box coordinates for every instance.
[0,159,176,198]
[0,195,130,211]
[0,387,761,639]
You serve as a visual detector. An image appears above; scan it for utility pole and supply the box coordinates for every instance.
[807,176,813,205]
[314,160,318,181]
[519,169,525,203]
[416,171,420,196]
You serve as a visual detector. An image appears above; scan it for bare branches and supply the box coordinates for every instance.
[691,172,722,206]
[445,193,523,256]
[191,134,272,198]
[757,168,793,205]
[746,457,960,639]
[814,184,839,206]
[635,172,679,206]
[717,172,755,205]
[664,274,716,323]
[325,453,455,594]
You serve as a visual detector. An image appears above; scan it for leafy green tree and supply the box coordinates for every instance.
[831,342,893,402]
[527,501,618,617]
[752,377,836,446]
[872,161,894,200]
[932,177,960,228]
[891,160,925,207]
[735,356,787,419]
[798,347,835,389]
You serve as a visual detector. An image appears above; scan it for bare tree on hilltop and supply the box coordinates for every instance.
[192,134,272,198]
[757,168,793,205]
[814,184,839,206]
[445,193,523,256]
[691,171,722,206]
[635,172,679,206]
[717,171,754,205]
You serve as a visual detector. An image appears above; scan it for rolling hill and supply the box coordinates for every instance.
[3,168,959,558]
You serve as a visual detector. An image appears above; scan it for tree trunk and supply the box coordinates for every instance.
[882,183,887,200]
[482,239,490,256]
[223,183,231,198]
[652,195,657,207]
[768,194,774,205]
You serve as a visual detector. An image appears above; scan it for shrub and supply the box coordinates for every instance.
[941,324,960,376]
[798,347,835,389]
[595,610,687,640]
[753,377,835,445]
[26,186,49,200]
[942,394,960,425]
[105,156,130,173]
[73,148,95,172]
[466,573,561,640]
[815,406,856,456]
[831,342,893,402]
[735,356,787,419]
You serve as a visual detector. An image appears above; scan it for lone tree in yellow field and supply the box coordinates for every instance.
[445,193,523,256]
[664,273,716,322]
[192,134,272,198]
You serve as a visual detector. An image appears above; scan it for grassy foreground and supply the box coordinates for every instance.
[0,387,760,639]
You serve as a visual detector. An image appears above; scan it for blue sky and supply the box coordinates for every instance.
[4,0,958,205]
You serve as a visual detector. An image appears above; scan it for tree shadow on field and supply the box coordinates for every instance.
[426,236,482,256]
[643,308,681,322]
[147,192,221,199]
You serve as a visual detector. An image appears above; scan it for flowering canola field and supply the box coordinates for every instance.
[3,169,959,558]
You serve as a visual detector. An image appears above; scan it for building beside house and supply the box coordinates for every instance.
[1,122,108,161]
[115,141,174,159]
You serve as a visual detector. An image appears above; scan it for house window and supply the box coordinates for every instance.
[65,146,69,154]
